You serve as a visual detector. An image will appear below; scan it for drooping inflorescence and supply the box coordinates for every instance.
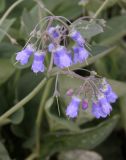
[15,17,89,72]
[15,16,118,119]
[65,77,118,119]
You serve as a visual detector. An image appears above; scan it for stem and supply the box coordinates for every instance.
[93,0,109,19]
[0,78,47,124]
[35,78,54,156]
[0,0,24,26]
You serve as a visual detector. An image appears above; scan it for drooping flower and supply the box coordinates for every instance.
[82,99,88,110]
[92,101,107,119]
[16,44,34,65]
[100,78,118,103]
[48,26,60,39]
[69,30,85,46]
[66,88,74,96]
[66,96,81,118]
[53,45,72,68]
[98,94,112,115]
[31,52,45,73]
[73,45,89,64]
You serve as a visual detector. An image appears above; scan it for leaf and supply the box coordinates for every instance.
[45,97,80,131]
[0,42,20,58]
[95,15,126,45]
[10,108,24,124]
[0,18,15,42]
[0,142,11,160]
[43,0,81,19]
[0,59,15,87]
[119,95,126,131]
[58,150,102,160]
[72,20,104,39]
[40,114,119,158]
[108,79,126,97]
[0,0,5,13]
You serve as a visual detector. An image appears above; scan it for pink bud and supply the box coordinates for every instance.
[66,89,74,96]
[82,99,88,110]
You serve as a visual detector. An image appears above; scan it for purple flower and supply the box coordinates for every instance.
[73,45,89,64]
[92,101,107,119]
[48,26,60,39]
[16,44,34,65]
[100,79,118,103]
[31,52,45,73]
[48,43,55,52]
[53,46,72,68]
[69,30,85,46]
[98,94,112,115]
[66,96,81,118]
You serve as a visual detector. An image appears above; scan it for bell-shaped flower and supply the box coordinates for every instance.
[73,45,89,64]
[66,96,81,118]
[31,52,45,73]
[53,45,72,68]
[16,44,34,65]
[69,30,85,46]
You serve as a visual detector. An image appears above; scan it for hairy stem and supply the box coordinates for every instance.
[0,0,24,26]
[0,78,47,124]
[93,0,109,19]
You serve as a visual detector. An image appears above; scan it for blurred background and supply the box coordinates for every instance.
[0,0,126,159]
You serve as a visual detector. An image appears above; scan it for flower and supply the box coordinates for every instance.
[92,101,107,119]
[48,26,60,39]
[66,96,81,118]
[31,52,45,73]
[73,45,89,64]
[16,44,34,65]
[100,78,118,103]
[98,94,112,115]
[69,30,85,46]
[53,45,72,68]
[48,43,55,52]
[82,99,88,110]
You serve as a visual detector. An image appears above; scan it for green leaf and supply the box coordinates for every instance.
[10,108,24,124]
[0,142,11,160]
[0,18,15,42]
[96,15,126,45]
[108,79,126,97]
[0,0,5,13]
[45,97,80,131]
[119,95,126,131]
[40,115,119,158]
[0,59,15,87]
[0,42,20,58]
[43,0,81,19]
[72,20,103,39]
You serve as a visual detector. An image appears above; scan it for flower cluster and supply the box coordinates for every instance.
[15,24,89,72]
[66,78,118,119]
[15,16,118,120]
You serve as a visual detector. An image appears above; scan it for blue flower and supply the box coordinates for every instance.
[73,45,89,64]
[69,30,85,46]
[92,101,107,119]
[31,52,45,73]
[53,46,72,68]
[48,26,60,39]
[98,94,112,115]
[66,96,81,118]
[100,79,118,103]
[16,44,34,65]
